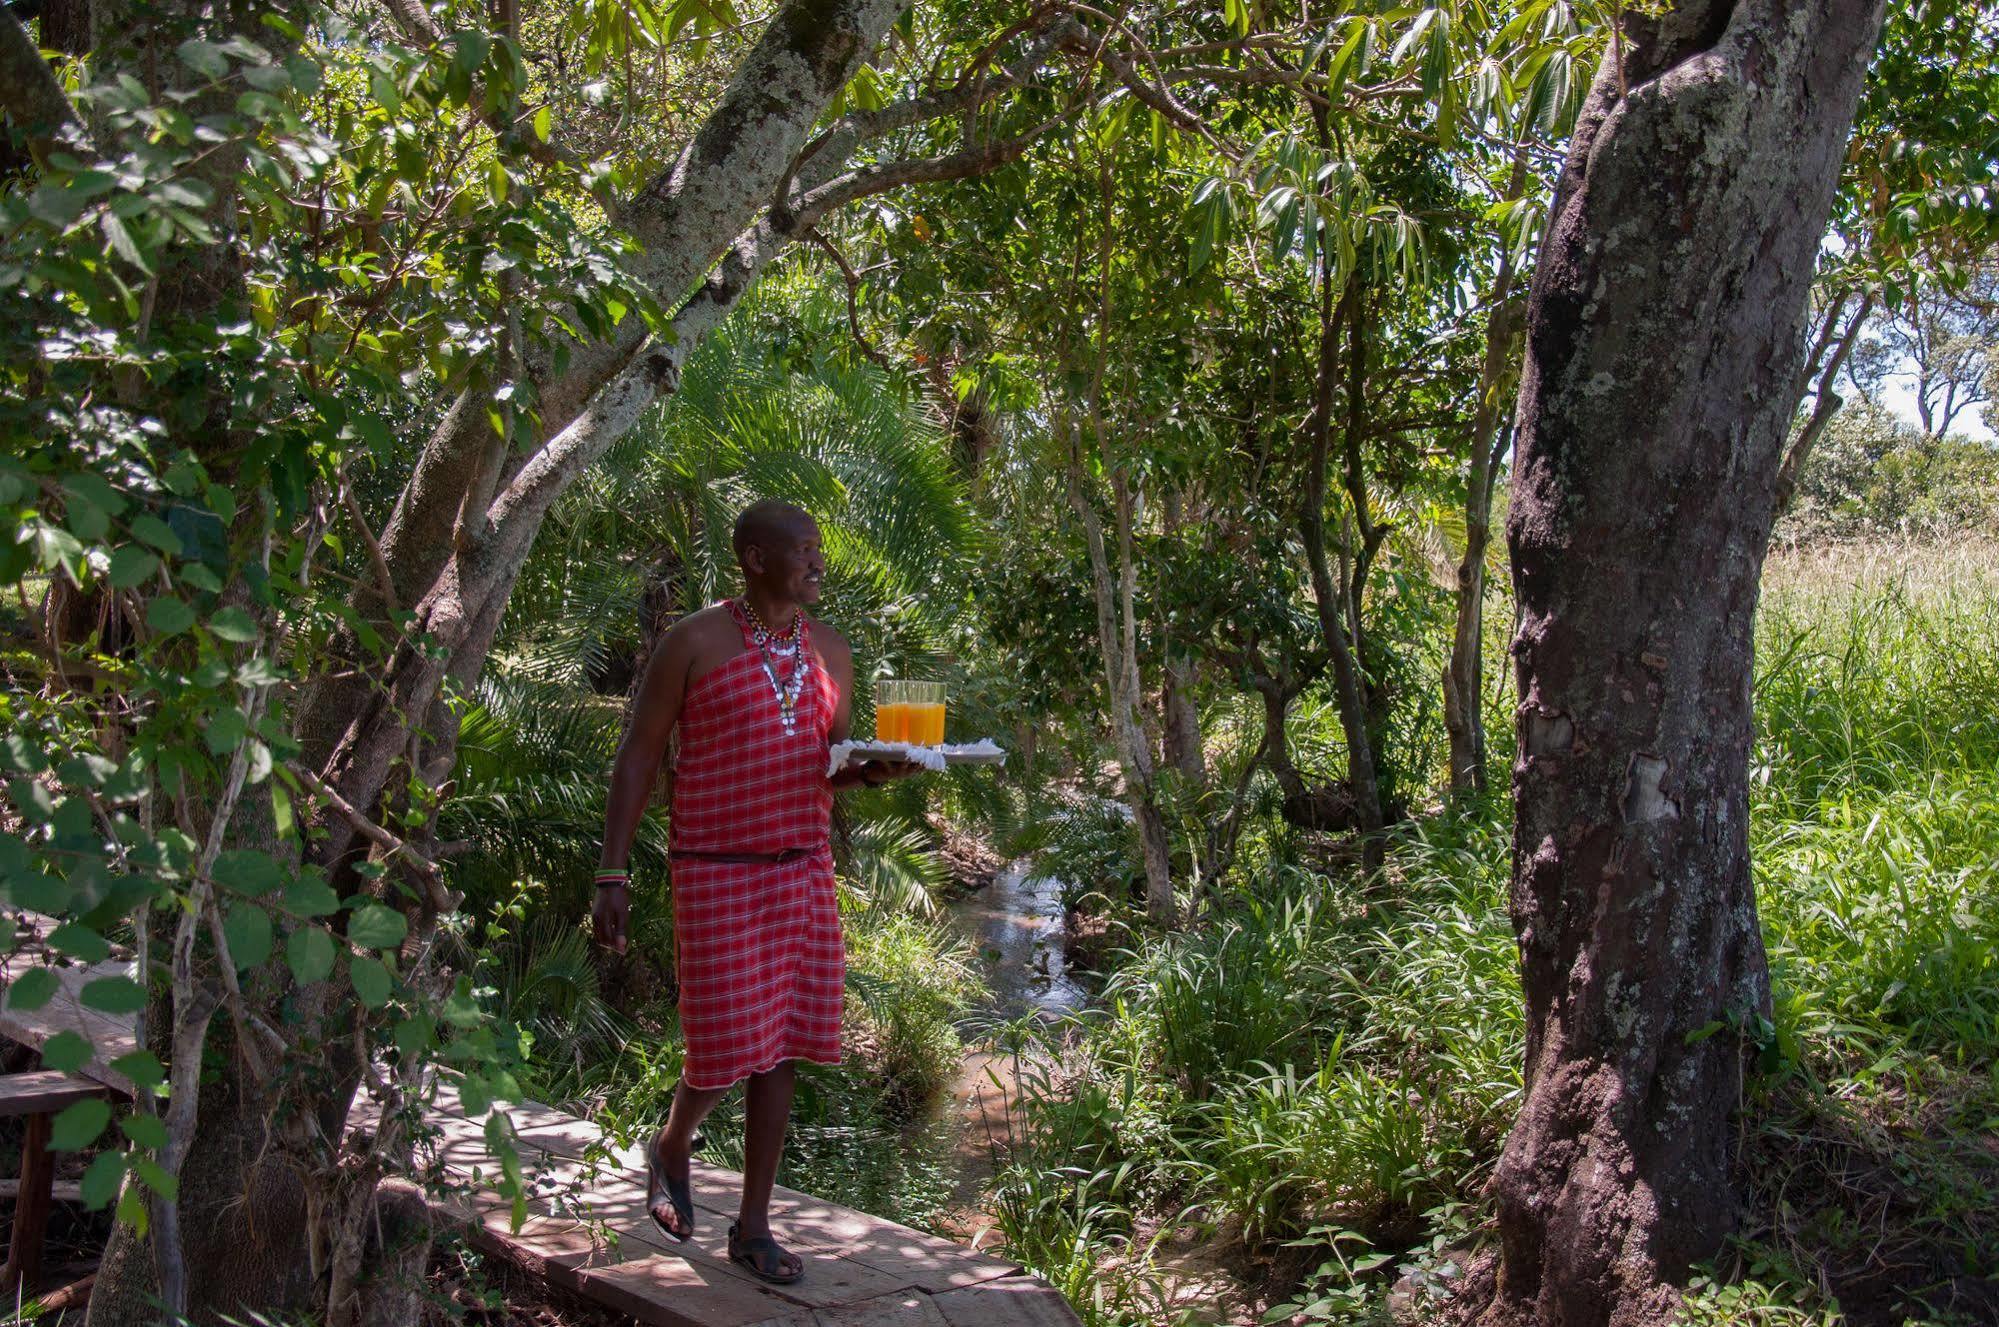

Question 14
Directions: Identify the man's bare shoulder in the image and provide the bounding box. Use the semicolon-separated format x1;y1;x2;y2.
658;604;743;677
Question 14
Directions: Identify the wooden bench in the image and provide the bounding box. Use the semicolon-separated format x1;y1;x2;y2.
0;1069;116;1292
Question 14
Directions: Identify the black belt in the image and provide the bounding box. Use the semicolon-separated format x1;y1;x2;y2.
669;847;820;865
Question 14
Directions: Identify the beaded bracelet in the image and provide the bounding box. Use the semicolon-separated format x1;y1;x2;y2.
594;869;631;890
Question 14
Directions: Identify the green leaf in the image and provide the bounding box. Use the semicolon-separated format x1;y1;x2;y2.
532;105;552;142
40;1030;91;1073
393;1012;435;1058
458;1073;491;1117
176;38;231;78
121;1112;168;1149
348;903;408;951
47;923;111;963
50;1098;111;1151
7;968;59;1011
117;1181;149;1234
211;849;281;895
81;1151;126;1208
208;605;259;643
283;874;340;917
130;514;182;556
80;976;147;1014
101;211;151;273
286;925;335;984
452;30;491;74
350;955;392;1008
109;1050;166;1090
223;903;272;968
106;545;159;589
146;597;196;636
204;706;248;754
134;1156;178;1200
0;734;47;775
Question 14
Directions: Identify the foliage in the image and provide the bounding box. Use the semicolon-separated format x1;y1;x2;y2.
1778;403;1999;544
993;548;1999;1325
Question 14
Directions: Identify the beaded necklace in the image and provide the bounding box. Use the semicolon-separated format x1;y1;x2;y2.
740;599;810;735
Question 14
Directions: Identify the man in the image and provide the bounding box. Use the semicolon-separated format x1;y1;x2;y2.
591;499;917;1285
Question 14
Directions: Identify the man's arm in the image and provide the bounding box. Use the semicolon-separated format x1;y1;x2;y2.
600;626;694;870
819;628;921;789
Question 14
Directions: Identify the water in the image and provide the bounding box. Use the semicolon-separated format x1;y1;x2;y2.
933;862;1087;1239
948;862;1088;1022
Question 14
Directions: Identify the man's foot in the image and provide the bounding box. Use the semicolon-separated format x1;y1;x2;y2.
647;1128;695;1242
728;1220;804;1284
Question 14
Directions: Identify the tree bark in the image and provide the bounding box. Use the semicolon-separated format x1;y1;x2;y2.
1488;2;1884;1324
1068;452;1176;927
1445;147;1529;798
1298;268;1385;870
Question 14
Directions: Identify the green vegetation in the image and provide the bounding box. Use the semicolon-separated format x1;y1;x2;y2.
987;546;1999;1326
2;0;1995;1319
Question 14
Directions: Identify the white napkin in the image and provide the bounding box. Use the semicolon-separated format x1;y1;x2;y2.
827;741;948;778
826;738;1009;778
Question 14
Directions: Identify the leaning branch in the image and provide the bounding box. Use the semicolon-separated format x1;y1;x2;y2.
289;762;458;912
1775;292;1874;512
793;15;1082;189
0;6;87;166
482;124;1062;553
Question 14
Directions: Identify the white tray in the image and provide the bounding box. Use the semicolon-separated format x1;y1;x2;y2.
828;740;1007;776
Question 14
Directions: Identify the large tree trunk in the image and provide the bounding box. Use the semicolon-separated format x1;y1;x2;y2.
1488;3;1883;1324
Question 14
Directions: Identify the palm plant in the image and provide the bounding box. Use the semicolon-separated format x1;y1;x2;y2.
504;266;977;692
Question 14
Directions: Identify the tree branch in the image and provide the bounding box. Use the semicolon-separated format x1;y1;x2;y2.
1775;292;1874;512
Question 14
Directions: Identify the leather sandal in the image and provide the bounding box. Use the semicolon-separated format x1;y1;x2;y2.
728;1220;804;1284
646;1132;695;1243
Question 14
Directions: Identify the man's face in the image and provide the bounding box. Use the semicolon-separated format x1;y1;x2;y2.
749;519;826;604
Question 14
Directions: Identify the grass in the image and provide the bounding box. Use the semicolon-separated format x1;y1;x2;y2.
991;540;1999;1326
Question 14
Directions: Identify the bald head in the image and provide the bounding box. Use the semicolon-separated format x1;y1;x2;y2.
733;499;814;564
733;499;826;606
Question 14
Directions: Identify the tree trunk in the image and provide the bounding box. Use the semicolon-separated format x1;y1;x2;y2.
1298;269;1385;870
1162;652;1205;785
1068;453;1176;927
1488;3;1884;1324
1445;148;1529;798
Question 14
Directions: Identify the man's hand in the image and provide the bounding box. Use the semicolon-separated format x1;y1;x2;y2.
862;758;927;783
592;882;630;954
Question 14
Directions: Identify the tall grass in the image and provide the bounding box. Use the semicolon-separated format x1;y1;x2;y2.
996;541;1999;1326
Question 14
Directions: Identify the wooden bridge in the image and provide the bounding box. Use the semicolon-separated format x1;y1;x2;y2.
0;911;1080;1325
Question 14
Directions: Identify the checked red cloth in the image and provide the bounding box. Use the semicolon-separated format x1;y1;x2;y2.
668;600;844;1091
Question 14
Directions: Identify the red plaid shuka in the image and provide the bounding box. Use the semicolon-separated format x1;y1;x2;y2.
669;600;844;1091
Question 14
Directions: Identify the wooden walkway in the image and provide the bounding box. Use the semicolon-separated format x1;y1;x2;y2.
0;912;1081;1325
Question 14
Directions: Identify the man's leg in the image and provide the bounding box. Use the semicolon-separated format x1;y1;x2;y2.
651;1079;727;1237
735;1061;803;1276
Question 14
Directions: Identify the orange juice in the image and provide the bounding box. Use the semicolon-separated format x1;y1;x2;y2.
874;703;909;743
911;702;945;745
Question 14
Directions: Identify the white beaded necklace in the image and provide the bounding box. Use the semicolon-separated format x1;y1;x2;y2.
741;600;809;735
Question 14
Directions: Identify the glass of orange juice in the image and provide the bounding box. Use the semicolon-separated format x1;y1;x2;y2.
874;679;909;743
907;680;946;746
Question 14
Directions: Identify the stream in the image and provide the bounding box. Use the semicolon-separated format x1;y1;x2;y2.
947;861;1089;1022
934;861;1088;1238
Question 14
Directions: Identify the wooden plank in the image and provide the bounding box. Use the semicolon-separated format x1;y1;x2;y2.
0;1070;113;1117
822;1234;1021;1296
564;1180;922;1310
570;1252;802;1327
933;1276;1082;1327
0;945;138;1096
807;1290;950;1326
